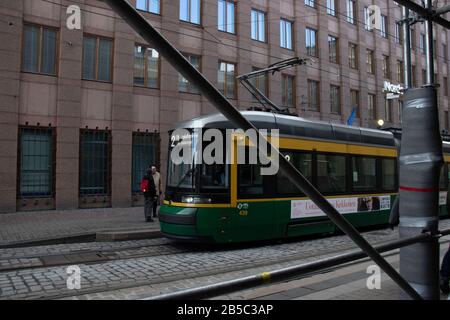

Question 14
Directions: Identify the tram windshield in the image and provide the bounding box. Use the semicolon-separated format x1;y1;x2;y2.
167;129;230;193
167;130;197;190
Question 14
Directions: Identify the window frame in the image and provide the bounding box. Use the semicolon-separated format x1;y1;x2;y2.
179;0;202;25
133;44;161;89
179;53;201;94
82;34;114;83
218;60;237;99
305;27;318;57
21;22;59;76
218;0;236;34
281;74;296;107
280;18;294;50
17;126;56;198
136;0;161;15
328;35;339;64
251;9;267;43
307;79;320;111
78;129;112;197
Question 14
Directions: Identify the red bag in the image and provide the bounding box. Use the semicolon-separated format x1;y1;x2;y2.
140;178;149;193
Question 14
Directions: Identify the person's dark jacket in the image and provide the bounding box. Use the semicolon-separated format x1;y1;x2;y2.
143;172;157;198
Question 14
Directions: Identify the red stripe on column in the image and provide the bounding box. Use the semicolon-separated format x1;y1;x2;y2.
399;186;439;193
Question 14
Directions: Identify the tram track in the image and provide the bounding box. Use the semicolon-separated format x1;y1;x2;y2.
2;220;449;300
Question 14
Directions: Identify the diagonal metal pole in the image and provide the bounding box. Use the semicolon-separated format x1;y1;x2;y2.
102;0;422;300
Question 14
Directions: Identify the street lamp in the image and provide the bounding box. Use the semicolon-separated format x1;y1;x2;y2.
377;119;385;129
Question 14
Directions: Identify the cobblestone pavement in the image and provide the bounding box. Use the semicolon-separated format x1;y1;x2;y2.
0;207;159;245
0;219;447;300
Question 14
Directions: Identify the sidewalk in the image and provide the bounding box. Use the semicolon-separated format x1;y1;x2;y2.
0;207;161;247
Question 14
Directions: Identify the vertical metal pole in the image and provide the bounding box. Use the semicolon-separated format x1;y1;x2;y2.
403;7;412;89
425;0;435;85
398;0;442;300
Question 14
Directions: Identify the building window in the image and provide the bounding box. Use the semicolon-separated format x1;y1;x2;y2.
305;0;316;8
327;0;336;16
306;28;318;57
444;77;448;96
328;35;338;63
443;43;448;61
398;100;403;123
180;0;201;24
218;61;236;99
420;33;426;54
422;68;427;84
282;75;295;107
134;45;159;88
367;50;375;74
218;0;235;33
22;24;58;75
380;15;388;38
307;80;319;111
79;130;111;196
179;54;200;93
251;9;266;42
384;98;392;122
348;43;358;69
280;19;293;50
346;0;356;24
18;127;54;197
367;93;376;120
350;89;359;117
83;35;113;82
250;67;268;101
397;60;404;83
382;55;390;79
136;0;160;14
412;65;417;87
330;85;340;114
395;22;403;44
132;132;159;194
410;28;416;50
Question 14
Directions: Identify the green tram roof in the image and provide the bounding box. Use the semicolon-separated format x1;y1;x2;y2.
173;111;397;148
173;111;450;153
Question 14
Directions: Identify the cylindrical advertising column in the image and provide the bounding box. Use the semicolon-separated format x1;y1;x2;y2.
399;87;443;300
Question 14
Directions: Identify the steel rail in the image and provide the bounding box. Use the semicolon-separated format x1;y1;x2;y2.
144;229;450;300
102;0;422;300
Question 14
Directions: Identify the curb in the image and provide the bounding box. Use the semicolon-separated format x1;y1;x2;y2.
0;228;163;249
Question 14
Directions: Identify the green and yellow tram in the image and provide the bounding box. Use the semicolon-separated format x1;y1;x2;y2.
159;111;450;243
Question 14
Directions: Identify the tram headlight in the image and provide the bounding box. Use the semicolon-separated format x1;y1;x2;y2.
181;196;212;204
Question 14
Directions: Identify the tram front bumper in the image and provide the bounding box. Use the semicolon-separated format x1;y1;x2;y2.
158;207;197;225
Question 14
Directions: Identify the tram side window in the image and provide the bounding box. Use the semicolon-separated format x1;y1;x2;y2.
440;164;448;190
238;164;263;195
382;158;396;191
277;152;312;194
317;154;346;193
352;156;377;191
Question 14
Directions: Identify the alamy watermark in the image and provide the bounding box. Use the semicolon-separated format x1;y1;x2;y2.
66;265;81;290
66;5;81;30
366;265;381;290
170;128;280;175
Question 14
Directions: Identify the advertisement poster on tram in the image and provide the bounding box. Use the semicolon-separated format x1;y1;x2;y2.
290;196;391;219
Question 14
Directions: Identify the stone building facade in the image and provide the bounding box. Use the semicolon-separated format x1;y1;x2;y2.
0;0;449;212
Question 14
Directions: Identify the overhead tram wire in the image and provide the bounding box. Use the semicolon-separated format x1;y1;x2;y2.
34;0;425;94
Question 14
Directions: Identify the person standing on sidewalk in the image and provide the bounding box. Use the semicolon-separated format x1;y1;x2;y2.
141;167;157;222
441;244;450;295
151;165;162;218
